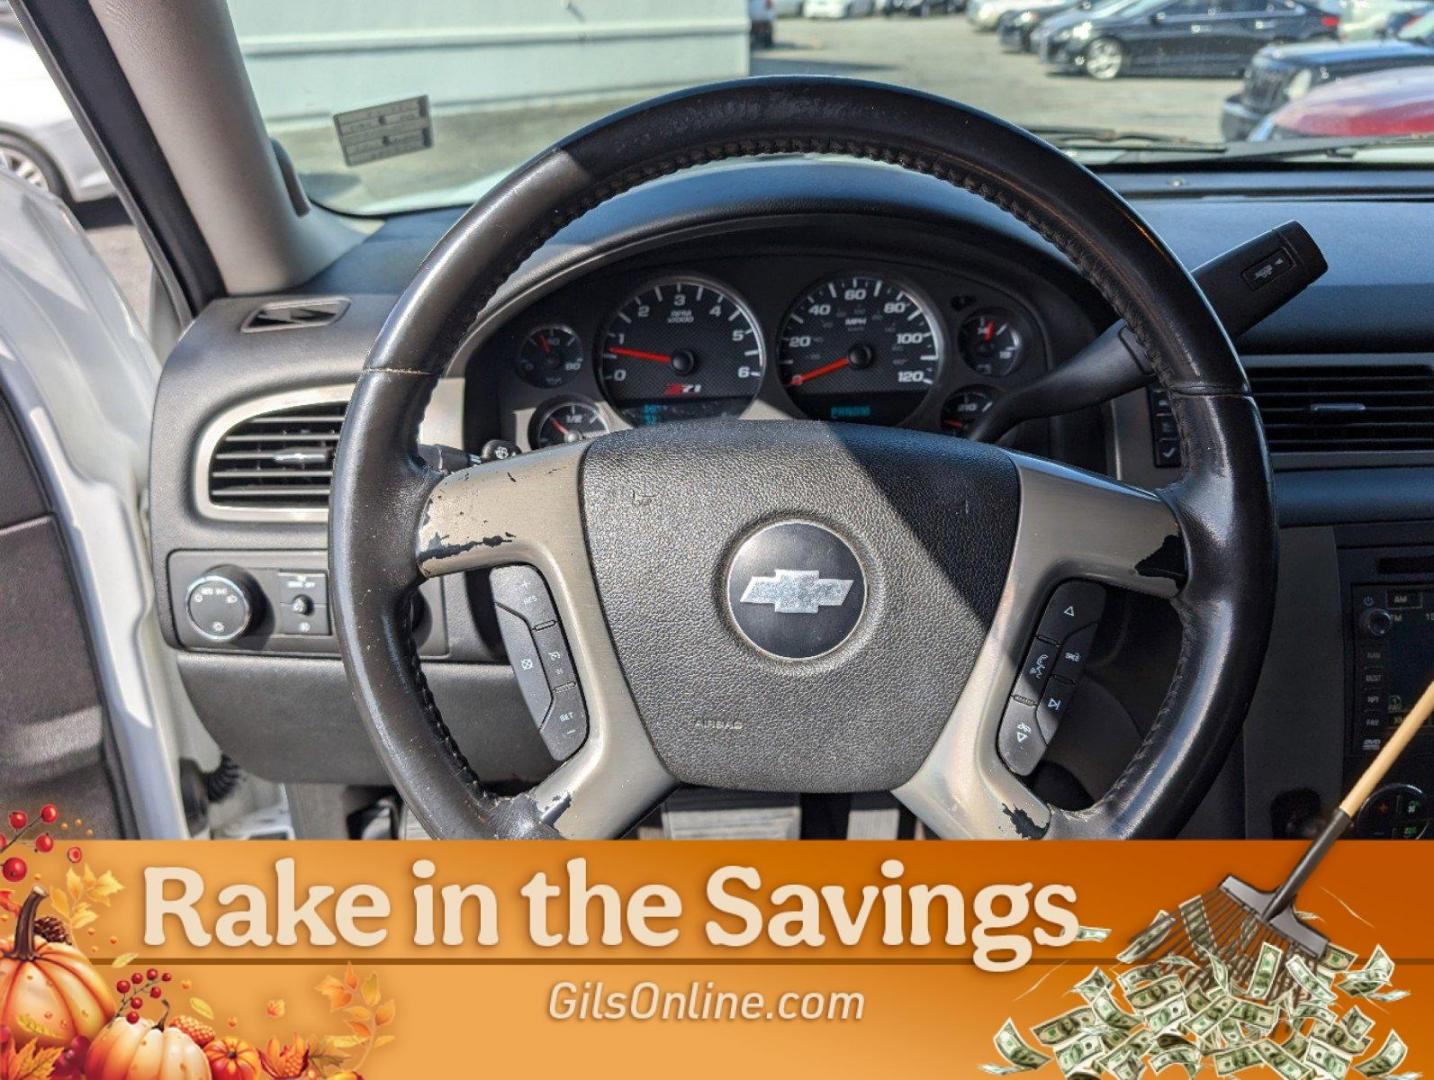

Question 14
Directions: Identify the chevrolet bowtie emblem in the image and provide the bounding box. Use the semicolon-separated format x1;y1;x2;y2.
739;569;854;615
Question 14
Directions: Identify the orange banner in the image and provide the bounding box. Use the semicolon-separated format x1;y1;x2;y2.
0;840;1429;1078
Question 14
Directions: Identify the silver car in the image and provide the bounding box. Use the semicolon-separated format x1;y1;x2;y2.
969;0;1045;27
0;20;113;204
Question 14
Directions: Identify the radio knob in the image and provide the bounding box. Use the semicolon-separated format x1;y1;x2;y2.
1359;607;1395;638
185;569;259;642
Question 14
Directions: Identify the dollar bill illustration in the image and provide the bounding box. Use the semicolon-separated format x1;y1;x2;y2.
1033;1006;1099;1047
1228;999;1279;1034
1151;1044;1201;1078
1056;1033;1107;1076
1073;968;1114;1002
1313;1020;1373;1057
1117;911;1175;964
1259;1038;1313;1080
1127;974;1184;1014
1090;990;1141;1035
1179;895;1218;952
1306;1036;1355;1079
1214;1044;1264;1075
1075;925;1111;942
1321;943;1359;973
983;906;1412;1080
1356;1032;1408;1078
1246;940;1285;1001
1288;955;1340;1005
983;1019;1053;1074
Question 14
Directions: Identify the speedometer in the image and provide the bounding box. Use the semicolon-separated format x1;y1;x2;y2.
597;277;765;426
777;274;943;425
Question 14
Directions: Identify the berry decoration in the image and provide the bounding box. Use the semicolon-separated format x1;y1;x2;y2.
40;804;58;823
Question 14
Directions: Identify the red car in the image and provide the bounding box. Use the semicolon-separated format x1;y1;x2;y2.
1255;66;1434;137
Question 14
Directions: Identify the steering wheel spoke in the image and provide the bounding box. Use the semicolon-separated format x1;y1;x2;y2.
894;452;1182;838
417;444;675;838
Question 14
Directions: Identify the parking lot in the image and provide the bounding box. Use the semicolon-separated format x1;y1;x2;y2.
760;14;1238;141
91;14;1241;318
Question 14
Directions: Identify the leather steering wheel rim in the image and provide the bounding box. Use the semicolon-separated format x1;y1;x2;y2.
329;76;1277;840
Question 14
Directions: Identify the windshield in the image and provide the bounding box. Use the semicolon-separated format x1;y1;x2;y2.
224;0;1434;215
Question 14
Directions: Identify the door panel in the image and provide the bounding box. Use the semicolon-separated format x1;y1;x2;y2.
0;396;128;835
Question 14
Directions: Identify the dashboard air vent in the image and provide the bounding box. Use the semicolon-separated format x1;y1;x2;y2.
207;400;347;509
241;297;349;332
1249;364;1434;453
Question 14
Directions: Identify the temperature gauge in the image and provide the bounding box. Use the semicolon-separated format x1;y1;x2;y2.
959;309;1026;377
516;325;585;389
532;400;609;448
941;387;997;438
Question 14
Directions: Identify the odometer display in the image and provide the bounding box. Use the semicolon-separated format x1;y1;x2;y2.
777;274;943;425
598;278;764;426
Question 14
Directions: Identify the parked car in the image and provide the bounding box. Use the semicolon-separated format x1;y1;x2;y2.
999;0;1100;50
0;23;113;204
751;0;777;45
1251;64;1434;135
1339;0;1428;38
1037;0;1339;78
1381;0;1434;33
969;0;1047;28
806;0;877;15
1221;8;1434;137
885;0;963;13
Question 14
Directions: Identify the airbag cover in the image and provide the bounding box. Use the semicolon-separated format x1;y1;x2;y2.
580;420;1019;791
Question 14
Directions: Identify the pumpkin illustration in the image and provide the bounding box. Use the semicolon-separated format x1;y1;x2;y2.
204;1036;261;1080
84;1015;208;1080
0;887;115;1050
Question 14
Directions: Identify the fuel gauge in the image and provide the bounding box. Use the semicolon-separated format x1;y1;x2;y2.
532;400;609;448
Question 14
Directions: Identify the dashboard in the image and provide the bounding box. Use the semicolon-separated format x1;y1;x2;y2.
485;254;1048;450
149;157;1434;840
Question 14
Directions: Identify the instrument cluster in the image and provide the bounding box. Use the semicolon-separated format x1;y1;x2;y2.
483;256;1047;452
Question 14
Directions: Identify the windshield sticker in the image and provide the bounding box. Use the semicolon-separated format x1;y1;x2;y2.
333;95;433;167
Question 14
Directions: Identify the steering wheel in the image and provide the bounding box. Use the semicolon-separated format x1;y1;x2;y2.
329;77;1276;840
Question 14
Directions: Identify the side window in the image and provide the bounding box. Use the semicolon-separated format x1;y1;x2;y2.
1162;0;1210;16
1210;0;1258;13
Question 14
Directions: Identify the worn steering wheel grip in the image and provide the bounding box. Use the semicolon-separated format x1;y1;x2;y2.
329;76;1278;840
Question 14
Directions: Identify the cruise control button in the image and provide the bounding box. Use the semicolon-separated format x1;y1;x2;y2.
533;623;576;688
1052;624;1097;683
1014;639;1059;704
1035;581;1106;644
541;684;588;761
998;699;1046;777
490;565;558;628
494;606;552;724
1037;676;1076;740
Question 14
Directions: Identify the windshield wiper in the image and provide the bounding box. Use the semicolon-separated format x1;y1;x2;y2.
1092;132;1434;165
1026;125;1225;153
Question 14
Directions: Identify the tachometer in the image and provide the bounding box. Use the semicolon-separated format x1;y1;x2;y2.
597;278;765;426
777;274;943;424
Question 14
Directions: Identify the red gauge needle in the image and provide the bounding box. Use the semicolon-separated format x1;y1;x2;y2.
786;356;850;388
608;346;672;364
536;332;551;354
548;418;572;438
